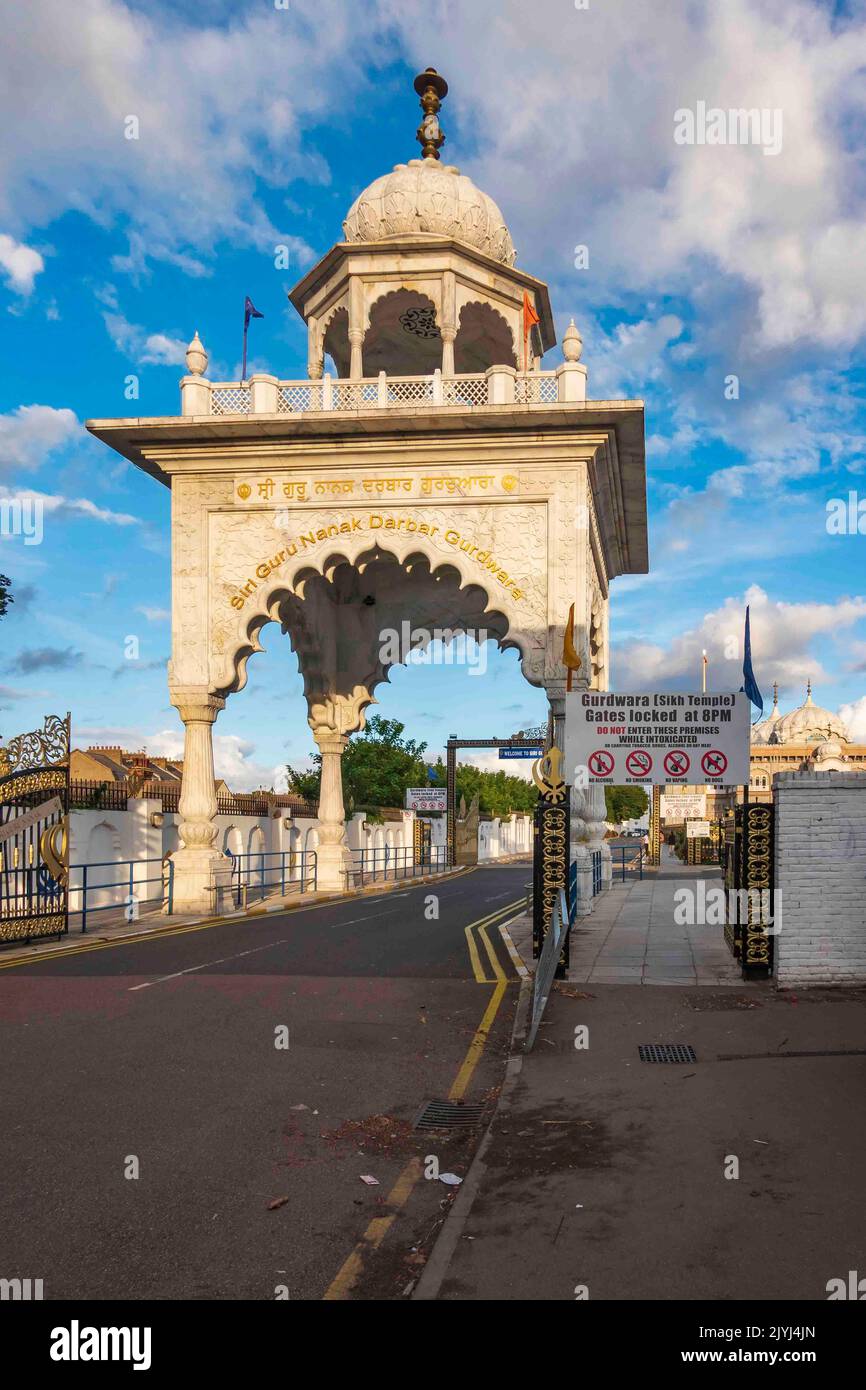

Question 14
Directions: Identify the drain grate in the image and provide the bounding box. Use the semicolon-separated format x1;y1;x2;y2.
639;1044;697;1064
413;1099;485;1131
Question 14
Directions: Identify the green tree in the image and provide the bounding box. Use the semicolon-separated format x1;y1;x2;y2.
286;715;428;810
604;785;649;825
0;574;12;618
285;724;539;815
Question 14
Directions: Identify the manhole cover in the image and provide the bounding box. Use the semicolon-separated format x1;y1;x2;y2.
413;1099;485;1131
638;1044;697;1064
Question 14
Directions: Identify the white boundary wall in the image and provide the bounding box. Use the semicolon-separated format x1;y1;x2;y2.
68;804;531;911
774;771;866;986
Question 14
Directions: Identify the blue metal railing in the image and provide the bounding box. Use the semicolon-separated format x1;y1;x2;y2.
69;858;174;934
345;843;447;888
225;849;317;905
591;850;602;896
610;845;645;882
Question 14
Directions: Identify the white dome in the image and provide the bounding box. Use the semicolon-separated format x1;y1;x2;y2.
770;688;849;746
343;158;517;267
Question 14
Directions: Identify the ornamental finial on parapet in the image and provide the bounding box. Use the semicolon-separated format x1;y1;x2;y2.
185;330;208;377
414;67;448;160
563;319;583;362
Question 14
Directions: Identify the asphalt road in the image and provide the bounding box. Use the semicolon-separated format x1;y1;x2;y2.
0;865;526;1301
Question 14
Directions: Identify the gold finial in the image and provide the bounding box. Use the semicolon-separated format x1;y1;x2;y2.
772;680;779;709
805;678;813;705
414;67;448;159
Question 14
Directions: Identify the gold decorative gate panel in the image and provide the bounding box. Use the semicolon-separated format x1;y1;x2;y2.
0;714;70;943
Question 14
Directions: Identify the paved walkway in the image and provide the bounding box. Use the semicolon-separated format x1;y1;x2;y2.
507;847;742;986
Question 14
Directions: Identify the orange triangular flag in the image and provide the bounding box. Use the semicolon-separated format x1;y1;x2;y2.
563;602;581;692
522;290;540;371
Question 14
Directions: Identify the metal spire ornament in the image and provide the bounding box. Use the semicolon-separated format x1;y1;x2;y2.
414;67;448;159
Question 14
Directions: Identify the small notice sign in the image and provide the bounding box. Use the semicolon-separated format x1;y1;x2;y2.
686;820;712;839
564;691;750;787
405;788;447;812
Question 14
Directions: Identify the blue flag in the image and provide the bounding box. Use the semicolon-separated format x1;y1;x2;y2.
740;605;763;717
426;765;438;782
244;296;264;329
242;297;264;381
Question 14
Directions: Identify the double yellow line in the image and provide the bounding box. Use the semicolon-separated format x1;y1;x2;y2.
324;897;523;1301
463;897;524;984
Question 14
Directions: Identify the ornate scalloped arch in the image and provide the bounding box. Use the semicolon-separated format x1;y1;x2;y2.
211;539;546;702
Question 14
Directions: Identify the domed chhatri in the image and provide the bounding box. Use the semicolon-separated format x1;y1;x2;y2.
344;67;516;267
751;680;781;744
291;66;558;382
343;158;517;268
768;681;850;747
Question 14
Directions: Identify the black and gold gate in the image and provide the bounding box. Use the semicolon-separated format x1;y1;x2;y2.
531;746;570;975
722;801;774;979
413;815;432;869
0;714;70;945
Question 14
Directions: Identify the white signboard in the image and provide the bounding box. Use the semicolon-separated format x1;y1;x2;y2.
405;787;447;812
660;793;706;821
686;819;712;839
564;691;750;788
0;796;63;845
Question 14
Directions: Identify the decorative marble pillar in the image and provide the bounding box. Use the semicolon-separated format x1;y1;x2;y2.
349;277;365;380
311;724;354;891
441;269;456;376
307;315;324;380
170;690;233;914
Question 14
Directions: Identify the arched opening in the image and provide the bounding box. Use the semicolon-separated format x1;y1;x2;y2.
322;307;349;378
454;301;516;374
364;289;441;377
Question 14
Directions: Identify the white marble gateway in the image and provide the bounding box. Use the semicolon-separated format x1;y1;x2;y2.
87;71;648;911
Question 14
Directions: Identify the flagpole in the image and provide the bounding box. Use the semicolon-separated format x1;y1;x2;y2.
242;314;249;384
702;649;707;693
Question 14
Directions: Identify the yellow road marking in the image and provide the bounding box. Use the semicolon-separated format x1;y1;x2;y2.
325;895;522;1300
322;1158;423;1301
449;980;508;1102
463;898;524;982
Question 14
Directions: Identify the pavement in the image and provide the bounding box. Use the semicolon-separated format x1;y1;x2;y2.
416;852;866;1301
507;847;743;986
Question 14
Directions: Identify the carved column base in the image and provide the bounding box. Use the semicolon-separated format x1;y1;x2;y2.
314;840;355;894
170;847;234;916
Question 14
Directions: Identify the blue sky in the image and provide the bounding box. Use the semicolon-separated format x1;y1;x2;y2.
1;0;865;787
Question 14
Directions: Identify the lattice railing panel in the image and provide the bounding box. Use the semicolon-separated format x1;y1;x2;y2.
332;382;379;410
515;374;558;405
277;384;323;413
442;375;489;407
212;387;252;415
386;378;435;405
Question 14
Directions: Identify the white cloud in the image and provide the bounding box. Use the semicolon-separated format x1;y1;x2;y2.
614;585;866;696
103;309;187;365
0;405;80;475
136;606;170;622
839;696;866;743
0;0;368;279
0;233;44;293
0;484;138;526
78;724;278;792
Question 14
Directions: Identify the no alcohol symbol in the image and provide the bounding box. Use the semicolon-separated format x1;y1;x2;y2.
664;749;690;777
701;749;728;778
588;749;615;778
625;749;653;778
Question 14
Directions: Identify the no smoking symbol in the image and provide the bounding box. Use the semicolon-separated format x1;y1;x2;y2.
588;750;615;778
701;749;728;778
625;749;652;777
664;749;690;777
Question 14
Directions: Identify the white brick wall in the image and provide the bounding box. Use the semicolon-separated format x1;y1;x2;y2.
774;772;866;986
